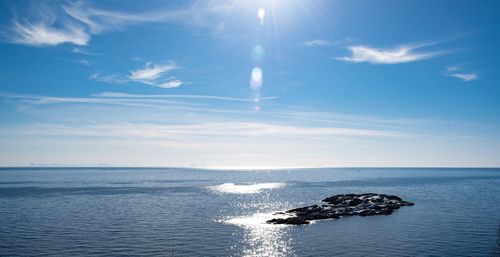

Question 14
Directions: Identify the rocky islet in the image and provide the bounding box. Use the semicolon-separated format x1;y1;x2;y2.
267;193;414;225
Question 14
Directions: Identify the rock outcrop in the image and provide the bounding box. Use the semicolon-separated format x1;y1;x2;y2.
267;193;414;225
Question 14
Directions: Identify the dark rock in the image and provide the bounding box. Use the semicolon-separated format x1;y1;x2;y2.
267;193;414;225
286;205;320;214
267;217;310;225
403;201;415;206
386;195;402;201
348;198;362;206
358;209;377;216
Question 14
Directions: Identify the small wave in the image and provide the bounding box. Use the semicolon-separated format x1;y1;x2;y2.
207;183;285;194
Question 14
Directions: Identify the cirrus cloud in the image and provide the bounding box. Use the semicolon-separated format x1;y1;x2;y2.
3;1;233;47
336;43;444;64
91;61;185;89
443;65;478;82
304;39;332;47
447;73;478;82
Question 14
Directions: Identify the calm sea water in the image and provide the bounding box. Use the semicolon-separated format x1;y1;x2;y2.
0;168;499;256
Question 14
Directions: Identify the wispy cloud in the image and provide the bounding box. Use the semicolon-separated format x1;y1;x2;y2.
0;91;276;109
91;61;185;89
72;47;99;56
336;43;443;64
128;62;182;88
95;92;278;102
129;63;175;81
443;65;478;82
0;91;406;142
447;73;478;82
76;59;91;66
0;122;400;140
0;91;426;132
1;90;497;167
154;80;183;89
4;1;232;47
0;120;406;168
304;39;332;47
10;20;90;47
90;73;128;85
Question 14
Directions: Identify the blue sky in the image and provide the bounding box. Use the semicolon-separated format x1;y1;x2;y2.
0;0;499;168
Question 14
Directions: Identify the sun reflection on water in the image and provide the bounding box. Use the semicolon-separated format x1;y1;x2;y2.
223;212;294;257
207;182;285;194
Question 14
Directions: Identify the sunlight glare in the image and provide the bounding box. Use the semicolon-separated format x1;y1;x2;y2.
223;211;293;256
257;8;265;26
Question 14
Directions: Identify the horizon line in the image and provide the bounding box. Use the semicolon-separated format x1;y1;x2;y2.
0;166;499;170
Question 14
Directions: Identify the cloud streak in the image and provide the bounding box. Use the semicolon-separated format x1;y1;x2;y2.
336;43;443;64
128;62;183;88
0;91;277;109
95;92;278;102
90;73;128;85
443;65;478;82
0;91;427;132
129;63;177;81
72;47;99;55
91;61;185;89
447;73;478;82
0;122;400;140
304;39;331;47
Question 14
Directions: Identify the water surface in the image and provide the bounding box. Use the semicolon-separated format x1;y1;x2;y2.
0;168;499;256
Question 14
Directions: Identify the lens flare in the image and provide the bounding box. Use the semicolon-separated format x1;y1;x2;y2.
257;8;265;26
250;67;263;91
252;45;265;61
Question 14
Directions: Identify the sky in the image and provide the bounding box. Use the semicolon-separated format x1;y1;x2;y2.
0;0;499;168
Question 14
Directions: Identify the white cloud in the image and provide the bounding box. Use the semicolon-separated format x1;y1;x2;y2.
4;1;233;47
447;73;478;82
336;43;442;64
128;62;184;88
129;62;177;81
443;65;478;82
304;39;331;47
91;62;185;89
156;80;183;89
11;21;89;46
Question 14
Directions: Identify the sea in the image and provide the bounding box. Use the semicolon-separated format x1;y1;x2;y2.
0;168;499;257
